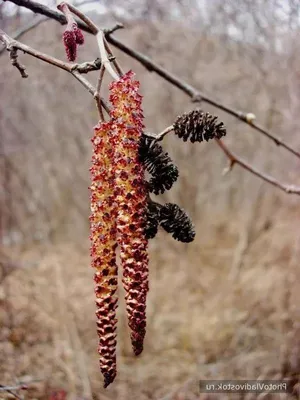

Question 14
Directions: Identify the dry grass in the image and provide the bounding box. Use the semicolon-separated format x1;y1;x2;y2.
1;208;299;399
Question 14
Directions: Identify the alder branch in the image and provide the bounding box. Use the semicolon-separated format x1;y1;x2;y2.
9;46;28;77
216;139;300;195
4;0;300;159
0;16;47;55
144;125;174;141
2;0;300;195
4;0;92;32
95;64;106;121
63;1;98;34
0;1;102;55
0;29;110;113
106;34;300;160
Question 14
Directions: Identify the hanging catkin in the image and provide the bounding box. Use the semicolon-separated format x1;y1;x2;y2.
90;120;118;388
109;71;149;356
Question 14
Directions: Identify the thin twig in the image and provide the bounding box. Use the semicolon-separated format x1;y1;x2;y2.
96;30;119;80
0;29;111;114
95;64;106;121
63;2;98;34
71;58;102;73
216;139;300;195
0;29;72;72
57;1;76;27
144;125;174;141
104;37;124;77
104;35;300;160
8;47;28;78
0;0;101;55
103;23;124;36
4;0;92;33
59;1;120;79
0;16;47;55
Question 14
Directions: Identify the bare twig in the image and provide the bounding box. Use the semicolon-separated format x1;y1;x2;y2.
60;1;121;79
105;34;300;160
95;64;106;121
62;1;98;34
4;0;92;33
147;125;174;141
96;30;119;79
103;23;124;36
0;29;111;113
0;0;101;55
8;46;28;78
104;38;123;77
216;139;300;195
0;16;47;55
0;28;73;72
71;58;102;73
57;1;76;27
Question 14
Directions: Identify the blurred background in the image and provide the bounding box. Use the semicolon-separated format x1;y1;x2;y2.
1;0;300;399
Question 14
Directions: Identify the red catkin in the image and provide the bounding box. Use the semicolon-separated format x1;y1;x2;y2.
62;29;77;62
109;71;149;356
62;23;84;61
90;121;118;387
73;24;84;45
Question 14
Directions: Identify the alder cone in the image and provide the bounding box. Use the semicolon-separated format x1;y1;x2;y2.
139;136;179;194
173;109;226;143
160;203;195;243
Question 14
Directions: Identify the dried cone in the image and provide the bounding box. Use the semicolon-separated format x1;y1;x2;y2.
110;71;149;356
173;109;226;143
139;136;179;194
159;203;195;243
90;120;118;387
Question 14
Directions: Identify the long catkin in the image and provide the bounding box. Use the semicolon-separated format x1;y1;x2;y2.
90;120;118;387
110;71;149;356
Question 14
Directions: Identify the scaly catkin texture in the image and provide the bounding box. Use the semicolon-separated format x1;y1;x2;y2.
109;71;149;356
90;121;118;388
